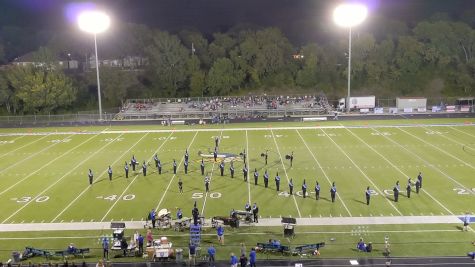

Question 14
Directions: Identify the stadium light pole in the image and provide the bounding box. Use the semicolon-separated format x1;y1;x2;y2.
78;10;110;121
333;3;367;113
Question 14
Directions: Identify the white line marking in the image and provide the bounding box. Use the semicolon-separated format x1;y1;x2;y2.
100;132;173;222
0;134;75;175
398;127;475;171
270;129;301;217
296;129;352;216
245;130;251;204
201;129;224;216
345;127;454;215
1;134;125;223
1;122;472;137
0;133;101;196
51;132;152;222
449;126;475;140
373;127;475;195
320;128;403;216
155;131;199;212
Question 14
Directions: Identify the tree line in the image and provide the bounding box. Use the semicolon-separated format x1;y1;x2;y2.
0;12;474;114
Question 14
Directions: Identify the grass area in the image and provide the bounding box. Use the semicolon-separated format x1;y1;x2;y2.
0;119;474;262
0;224;473;262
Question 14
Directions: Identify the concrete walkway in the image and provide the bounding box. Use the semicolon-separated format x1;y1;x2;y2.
0;215;463;232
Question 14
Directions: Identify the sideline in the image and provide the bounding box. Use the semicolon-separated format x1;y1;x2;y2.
0;215;462;232
0;122;473;136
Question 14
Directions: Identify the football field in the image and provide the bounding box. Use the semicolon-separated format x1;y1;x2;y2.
0;119;474;226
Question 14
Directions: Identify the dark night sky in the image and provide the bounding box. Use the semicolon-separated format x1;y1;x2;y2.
1;0;474;44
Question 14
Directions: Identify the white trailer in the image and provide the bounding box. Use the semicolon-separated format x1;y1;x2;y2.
338;96;375;111
396;97;427;110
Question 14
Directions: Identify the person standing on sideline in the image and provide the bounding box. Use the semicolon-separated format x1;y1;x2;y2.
264;150;268;165
213;147;218;162
124;162;129;178
220;161;225;176
230;161;235;178
137;234;144;255
188;241;196;266
142;161;147;176
88;169;94;185
243;165;248;181
463;212;471;231
201;159;205;175
289;178;294;195
207;244;216;267
275;172;281;191
184;160;189;174
149;209;156;228
290;152;294;167
239;253;247;267
178;178;183;193
102;237;109;260
205;175;210;192
173;159;177;174
330;182;337;202
417;172;423;188
217;225;224;245
177;208;183;219
365;186;371;205
252;203;259;223
249;248;256;267
393;181;400;202
253;168;259;185
302;179;307;198
315;181;320;200
108;166;113;180
185;149;189;162
230;253;238;267
215;136;219;147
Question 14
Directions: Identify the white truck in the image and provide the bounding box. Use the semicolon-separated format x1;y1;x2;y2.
338;96;376;111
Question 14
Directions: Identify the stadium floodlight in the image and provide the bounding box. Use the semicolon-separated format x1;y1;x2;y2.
78;10;110;121
333;3;368;113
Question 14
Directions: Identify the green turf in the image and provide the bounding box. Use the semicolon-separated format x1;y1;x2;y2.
0;224;473;262
0;119;474;262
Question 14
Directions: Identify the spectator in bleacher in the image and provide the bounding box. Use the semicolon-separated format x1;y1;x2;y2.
188;241;196;266
120;237;128;257
146;229;153;247
137;234;144;255
230;253;238;267
239;253;248;267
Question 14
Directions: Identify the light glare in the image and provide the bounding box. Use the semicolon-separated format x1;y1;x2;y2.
78;10;110;34
333;3;368;28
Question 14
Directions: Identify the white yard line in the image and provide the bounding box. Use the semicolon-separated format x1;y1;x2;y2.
398;127;475;171
270;129;302;217
0;134;75;175
0;133;100;196
320;128;403;216
449;125;475;139
51;132;152;223
1;122;473;137
372;127;475;196
296;129;352;217
0;135;28;158
100;132;173;222
200;129;224;216
245;130;251;204
1;134;125;224
345;127;454;215
155;131;199;212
